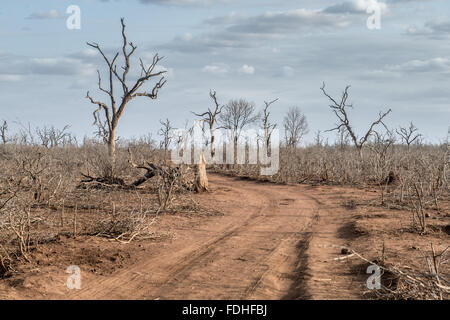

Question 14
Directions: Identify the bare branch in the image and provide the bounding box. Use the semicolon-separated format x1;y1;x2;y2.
191;90;225;157
397;122;422;150
283;106;308;148
85;18;167;175
321;82;392;157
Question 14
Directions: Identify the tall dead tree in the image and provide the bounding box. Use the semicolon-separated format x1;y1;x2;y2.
86;18;167;177
320;83;391;158
283;106;308;148
0;120;8;144
219;98;259;147
261;99;278;150
192;90;224;158
396;122;422;151
158;118;174;163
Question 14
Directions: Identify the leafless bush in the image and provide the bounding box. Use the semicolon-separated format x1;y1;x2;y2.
215;139;449;224
412;182;427;234
35;125;73;148
367;130;396;205
128;148;195;212
94;207;157;243
363;244;450;300
0;144;79;274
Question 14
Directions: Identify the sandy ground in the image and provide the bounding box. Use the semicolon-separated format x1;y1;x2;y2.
0;173;448;300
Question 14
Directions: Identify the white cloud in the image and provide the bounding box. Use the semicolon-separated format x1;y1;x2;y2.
182;33;193;41
138;0;227;5
201;64;229;74
281;66;295;78
0;74;23;82
407;20;450;39
323;0;388;15
204;12;248;25
82;49;99;57
27;9;60;20
0;54;97;78
238;64;255;74
153;65;175;78
30;58;96;76
364;57;450;79
163;8;352;52
272;48;280;54
387;57;450;73
228;9;351;35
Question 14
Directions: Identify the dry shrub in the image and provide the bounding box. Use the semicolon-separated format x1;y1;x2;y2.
364;245;450;300
0;145;76;275
93;208;157;243
214;141;449;234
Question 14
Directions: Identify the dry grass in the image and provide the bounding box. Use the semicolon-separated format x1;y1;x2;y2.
0;139;206;277
0;128;448;299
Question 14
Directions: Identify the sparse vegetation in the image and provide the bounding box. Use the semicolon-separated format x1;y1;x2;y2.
0;15;447;301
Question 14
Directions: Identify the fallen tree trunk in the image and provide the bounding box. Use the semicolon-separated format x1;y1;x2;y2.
80;149;209;193
129;163;159;187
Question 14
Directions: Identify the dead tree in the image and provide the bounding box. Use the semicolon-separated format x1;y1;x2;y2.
128;148;206;195
219;98;259;147
192;90;224;158
158;118;174;162
337;126;350;150
0;120;8;144
86;18;167;177
396;122;422;151
35;125;71;148
16;122;35;145
314;130;323;147
260;99;278;149
283;106;308;148
320;83;391;158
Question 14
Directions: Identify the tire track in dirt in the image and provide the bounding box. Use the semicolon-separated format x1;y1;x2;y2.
150;197;275;299
69;176;277;299
145;177;320;300
13;173;361;300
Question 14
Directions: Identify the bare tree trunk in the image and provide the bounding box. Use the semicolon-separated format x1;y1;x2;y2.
86;18;166;181
195;152;208;192
192;90;224;159
210;129;215;158
108;128;116;176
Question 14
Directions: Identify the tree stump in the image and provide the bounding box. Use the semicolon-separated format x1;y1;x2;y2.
195;152;209;192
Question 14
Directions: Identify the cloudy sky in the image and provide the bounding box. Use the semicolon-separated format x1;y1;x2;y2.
0;0;449;144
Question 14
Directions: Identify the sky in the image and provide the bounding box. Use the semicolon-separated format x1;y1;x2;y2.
0;0;449;144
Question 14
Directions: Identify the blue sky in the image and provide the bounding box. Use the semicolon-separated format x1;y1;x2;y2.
0;0;449;144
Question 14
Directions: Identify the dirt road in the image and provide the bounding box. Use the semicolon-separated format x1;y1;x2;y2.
0;173;364;299
2;173;448;300
63;173;360;300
